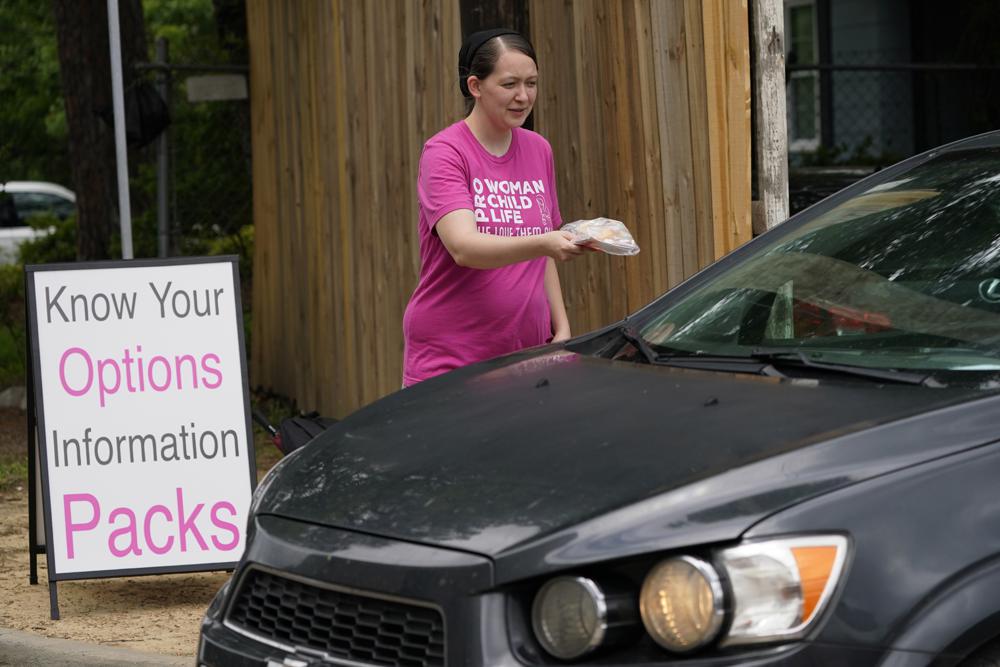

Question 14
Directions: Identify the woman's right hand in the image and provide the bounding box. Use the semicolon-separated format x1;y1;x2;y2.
542;230;587;261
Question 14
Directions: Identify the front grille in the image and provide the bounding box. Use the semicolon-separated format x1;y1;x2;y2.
226;567;446;666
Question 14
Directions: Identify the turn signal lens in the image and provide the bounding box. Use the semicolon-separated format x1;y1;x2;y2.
719;536;848;645
639;556;725;653
793;545;838;623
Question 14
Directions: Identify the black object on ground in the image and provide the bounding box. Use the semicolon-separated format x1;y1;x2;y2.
251;409;338;455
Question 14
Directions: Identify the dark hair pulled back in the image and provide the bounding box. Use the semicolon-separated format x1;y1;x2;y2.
459;32;537;114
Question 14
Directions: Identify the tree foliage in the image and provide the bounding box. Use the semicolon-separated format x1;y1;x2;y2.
0;1;69;185
137;0;252;258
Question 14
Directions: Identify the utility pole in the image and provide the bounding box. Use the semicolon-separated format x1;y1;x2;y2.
751;0;789;232
107;0;134;258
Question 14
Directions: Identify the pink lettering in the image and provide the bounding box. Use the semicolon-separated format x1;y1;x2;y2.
59;348;93;397
176;487;208;552
210;502;241;551
63;493;100;559
201;353;223;389
57;346;225;406
97;358;121;407
143;505;174;555
107;507;142;557
148;355;171;391
63;491;242;559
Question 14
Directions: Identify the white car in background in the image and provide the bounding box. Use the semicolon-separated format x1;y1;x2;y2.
0;181;75;264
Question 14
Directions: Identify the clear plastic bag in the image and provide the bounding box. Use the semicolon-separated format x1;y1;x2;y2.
561;217;640;256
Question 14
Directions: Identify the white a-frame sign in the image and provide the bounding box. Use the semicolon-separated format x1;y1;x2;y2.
25;257;256;619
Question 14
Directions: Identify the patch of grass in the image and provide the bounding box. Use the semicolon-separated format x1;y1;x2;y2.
0;456;27;490
0;263;26;389
0;325;25;388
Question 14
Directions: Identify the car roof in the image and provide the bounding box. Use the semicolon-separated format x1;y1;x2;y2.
0;181;76;202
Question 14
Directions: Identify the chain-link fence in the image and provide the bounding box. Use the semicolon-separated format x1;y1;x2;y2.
786;58;1000;213
788;60;1000;163
135;38;251;260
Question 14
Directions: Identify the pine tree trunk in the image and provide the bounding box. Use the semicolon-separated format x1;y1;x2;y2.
51;0;147;260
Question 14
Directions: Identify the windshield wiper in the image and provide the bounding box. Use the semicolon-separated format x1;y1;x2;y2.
615;325;786;376
747;347;934;386
617;325;659;364
614;325;933;385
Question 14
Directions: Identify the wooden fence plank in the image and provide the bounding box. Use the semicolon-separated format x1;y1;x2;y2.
701;0;729;262
682;0;714;269
726;0;753;251
248;0;276;388
331;0;355;416
606;2;639;316
655;0;699;281
631;0;667;301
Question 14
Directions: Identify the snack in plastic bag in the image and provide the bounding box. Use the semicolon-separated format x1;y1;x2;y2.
561;217;640;256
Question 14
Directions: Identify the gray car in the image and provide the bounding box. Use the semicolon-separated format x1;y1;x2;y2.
200;131;1000;666
0;181;75;264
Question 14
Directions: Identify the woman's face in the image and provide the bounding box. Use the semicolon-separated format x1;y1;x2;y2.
470;50;538;130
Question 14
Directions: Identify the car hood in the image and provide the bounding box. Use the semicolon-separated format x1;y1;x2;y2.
256;349;997;576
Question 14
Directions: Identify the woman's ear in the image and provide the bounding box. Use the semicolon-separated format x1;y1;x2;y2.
467;76;481;99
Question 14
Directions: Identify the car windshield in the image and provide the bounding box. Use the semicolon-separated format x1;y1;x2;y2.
639;146;1000;376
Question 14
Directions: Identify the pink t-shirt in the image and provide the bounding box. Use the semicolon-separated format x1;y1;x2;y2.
402;120;563;386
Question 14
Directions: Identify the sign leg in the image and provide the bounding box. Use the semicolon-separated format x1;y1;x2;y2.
48;581;60;620
26;286;39;586
28;447;37;585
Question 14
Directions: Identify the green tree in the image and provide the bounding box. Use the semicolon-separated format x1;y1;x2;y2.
0;1;70;185
144;0;251;245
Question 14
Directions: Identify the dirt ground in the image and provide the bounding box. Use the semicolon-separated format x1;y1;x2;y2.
0;406;283;657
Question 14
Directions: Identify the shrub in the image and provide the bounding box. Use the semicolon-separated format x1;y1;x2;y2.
0;263;25;388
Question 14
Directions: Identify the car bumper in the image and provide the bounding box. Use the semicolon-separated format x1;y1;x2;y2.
199;619;942;667
197;515;940;667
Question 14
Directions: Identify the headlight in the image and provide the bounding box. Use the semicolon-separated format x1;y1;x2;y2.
529;534;849;660
718;535;848;645
639;556;725;652
532;576;607;659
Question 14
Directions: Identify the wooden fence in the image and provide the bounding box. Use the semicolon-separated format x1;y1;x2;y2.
248;0;750;417
531;0;751;330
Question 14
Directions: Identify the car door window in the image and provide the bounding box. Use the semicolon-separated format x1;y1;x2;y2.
11;192;74;219
0;195;19;228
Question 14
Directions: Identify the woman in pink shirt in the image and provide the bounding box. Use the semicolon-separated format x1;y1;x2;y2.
402;29;585;387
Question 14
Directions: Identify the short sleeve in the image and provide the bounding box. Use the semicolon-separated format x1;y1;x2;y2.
418;141;474;231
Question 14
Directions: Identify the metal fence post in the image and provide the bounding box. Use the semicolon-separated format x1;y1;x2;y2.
156;36;170;257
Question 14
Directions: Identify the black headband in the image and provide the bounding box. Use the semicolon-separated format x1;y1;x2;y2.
458;28;522;98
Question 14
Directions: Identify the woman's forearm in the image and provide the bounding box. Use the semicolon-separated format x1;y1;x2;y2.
451;227;554;268
436;209;584;268
544;258;571;340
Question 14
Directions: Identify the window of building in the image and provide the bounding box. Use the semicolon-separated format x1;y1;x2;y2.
786;0;821;151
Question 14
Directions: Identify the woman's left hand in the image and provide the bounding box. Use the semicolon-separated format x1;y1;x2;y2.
552;327;571;343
